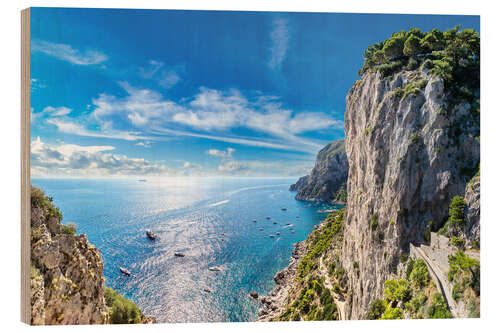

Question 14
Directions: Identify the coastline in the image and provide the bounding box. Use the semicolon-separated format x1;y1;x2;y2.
256;241;306;321
256;215;335;322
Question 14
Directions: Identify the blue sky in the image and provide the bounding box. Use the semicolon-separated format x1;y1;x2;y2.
30;8;479;178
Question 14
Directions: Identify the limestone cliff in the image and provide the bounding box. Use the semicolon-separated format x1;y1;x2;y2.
30;186;155;325
264;27;480;322
290;139;348;203
464;173;480;248
341;67;479;319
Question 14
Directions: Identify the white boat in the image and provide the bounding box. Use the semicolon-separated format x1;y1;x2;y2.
146;229;158;240
208;266;221;272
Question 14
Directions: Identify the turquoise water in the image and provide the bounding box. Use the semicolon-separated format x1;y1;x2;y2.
31;177;339;323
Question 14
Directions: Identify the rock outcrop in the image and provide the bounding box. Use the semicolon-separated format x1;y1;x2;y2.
464;174;480;248
340;68;479;319
256;242;307;321
30;186;155;325
30;188;108;325
290;139;348;203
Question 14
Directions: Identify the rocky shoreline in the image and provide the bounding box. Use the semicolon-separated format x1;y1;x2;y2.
256;241;306;321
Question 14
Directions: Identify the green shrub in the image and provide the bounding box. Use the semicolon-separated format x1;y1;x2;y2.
451;236;465;249
334;183;348;203
299;289;315;314
370;214;379;231
403;35;423;56
334;268;345;281
366;299;388;320
376;61;404;77
438;196;467;236
422;59;434;70
406;292;427;316
104;287;142;324
427;293;452;319
424;222;432;243
383;36;405;59
405;259;415;279
358;26;479;112
31;186;63;220
61;222;77;236
328;262;336;275
406;57;419;70
448;250;480;291
448;196;467;227
452;283;464;301
409;259;430;289
384;279;411;303
297;209;344;280
333;283;341;294
380;307;403;320
394;87;404;98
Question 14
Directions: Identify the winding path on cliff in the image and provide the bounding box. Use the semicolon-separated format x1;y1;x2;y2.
410;236;480;319
410;244;459;317
319;256;346;320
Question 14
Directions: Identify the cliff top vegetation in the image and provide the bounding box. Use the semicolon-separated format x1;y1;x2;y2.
358;26;479;101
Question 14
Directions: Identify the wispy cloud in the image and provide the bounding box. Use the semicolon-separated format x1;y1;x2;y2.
32;40;107;65
139;60;181;89
169;87;342;150
205;147;314;176
135;141;152;148
31;137;170;177
30;78;46;91
206;147;248;175
46;118;152;141
43;106;72;117
268;17;290;70
47;82;341;154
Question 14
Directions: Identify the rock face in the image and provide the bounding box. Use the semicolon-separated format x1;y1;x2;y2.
290;139;348;203
30;190;109;325
341;69;479;319
30;186;156;325
464;175;480;248
256;242;307;321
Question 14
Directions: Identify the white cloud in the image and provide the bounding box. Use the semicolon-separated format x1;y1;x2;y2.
31;137;170;177
46;118;151;141
204;146;314;176
92;81;184;128
32;40;107;65
206;147;250;175
217;160;249;174
158;71;181;89
31;78;46;90
139;60;164;79
43;106;72;117
139;60;181;89
135;141;152;148
206;147;235;160
170;87;342;149
50;82;341;154
268;17;290;70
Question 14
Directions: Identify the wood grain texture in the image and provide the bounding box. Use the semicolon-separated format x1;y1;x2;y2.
21;7;31;325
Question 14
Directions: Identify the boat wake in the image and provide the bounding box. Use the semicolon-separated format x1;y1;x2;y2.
209;199;229;207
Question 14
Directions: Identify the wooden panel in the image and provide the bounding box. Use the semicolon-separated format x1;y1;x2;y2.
20;7;31;325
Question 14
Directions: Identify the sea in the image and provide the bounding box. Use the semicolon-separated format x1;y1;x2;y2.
31;177;340;323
